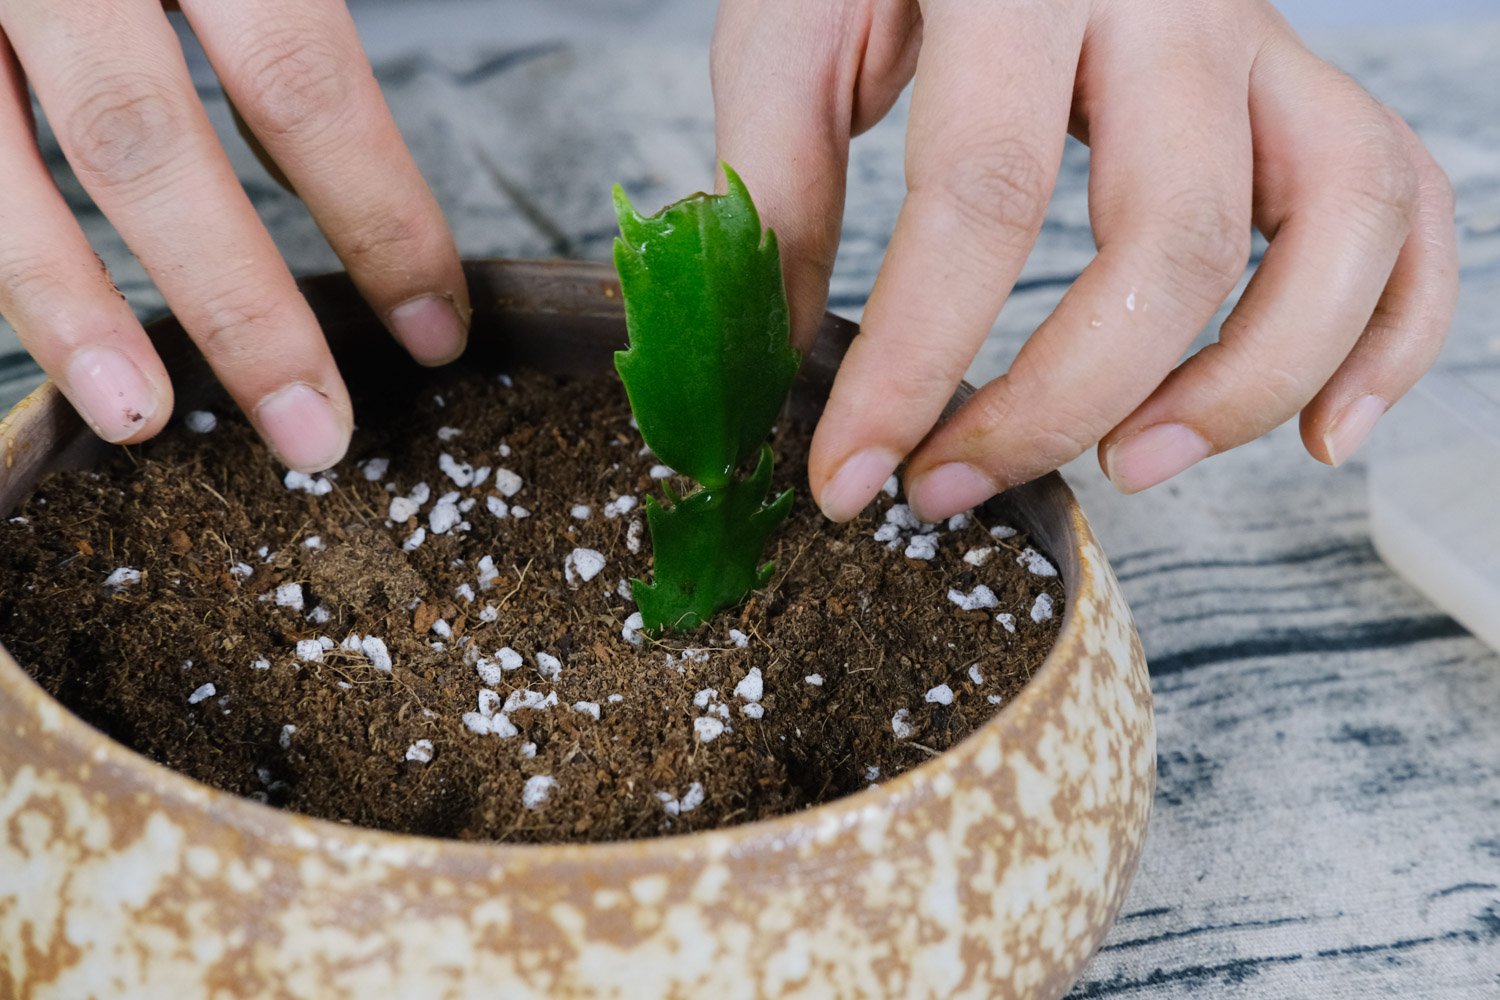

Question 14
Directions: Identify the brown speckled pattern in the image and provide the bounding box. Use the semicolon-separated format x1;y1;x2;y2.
0;262;1153;998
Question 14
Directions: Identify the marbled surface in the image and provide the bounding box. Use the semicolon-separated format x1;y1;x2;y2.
1;13;1497;998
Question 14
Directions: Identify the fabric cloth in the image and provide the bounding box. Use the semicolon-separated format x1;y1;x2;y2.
0;15;1496;997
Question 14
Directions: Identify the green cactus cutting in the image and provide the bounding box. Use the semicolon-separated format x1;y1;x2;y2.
613;164;800;631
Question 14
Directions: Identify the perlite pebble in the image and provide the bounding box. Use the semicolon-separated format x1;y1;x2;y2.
968;664;985;684
570;505;591;520
104;567;141;589
522;775;557;810
963;547;994;566
947;585;998;610
805;674;824;686
1017;547;1058;577
572;701;601;721
294;639;323;662
997;613;1017;633
498;647;523;671
279;724;296;748
503;689;557;713
733;668;763;702
603;495;637;518
361;636;392;671
404;740;434;763
437;426;462;441
743;703;765;719
904;535;939;560
1031;593;1055;622
274;583;304;611
389;496;420;521
925;684;955;705
694;717;726;742
185;410;217;433
621;612;645;646
485;496;508;519
493;469;523;497
361;458;389;481
188;683;216;705
252;658;270;671
536;652;562;681
882;475;900;498
283;470;333;495
403;528;426;551
891;709;915;739
990;524;1018;540
564;547;606;585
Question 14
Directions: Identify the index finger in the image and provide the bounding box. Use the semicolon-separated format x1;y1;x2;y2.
810;0;1083;522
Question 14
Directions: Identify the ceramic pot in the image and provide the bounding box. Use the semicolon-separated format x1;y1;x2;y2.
0;259;1154;999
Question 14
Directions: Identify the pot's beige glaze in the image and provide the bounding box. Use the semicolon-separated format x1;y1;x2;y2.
0;260;1154;999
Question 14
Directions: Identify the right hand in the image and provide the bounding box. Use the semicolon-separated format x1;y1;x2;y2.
0;0;469;471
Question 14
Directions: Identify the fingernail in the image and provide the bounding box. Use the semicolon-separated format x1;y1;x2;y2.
907;462;996;524
1323;394;1386;467
1106;423;1212;494
255;383;348;472
388;294;467;365
818;447;900;522
65;347;161;443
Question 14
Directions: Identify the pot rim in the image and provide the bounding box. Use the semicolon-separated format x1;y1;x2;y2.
0;257;1100;866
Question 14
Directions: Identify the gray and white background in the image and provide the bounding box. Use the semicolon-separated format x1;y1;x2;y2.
1;2;1497;996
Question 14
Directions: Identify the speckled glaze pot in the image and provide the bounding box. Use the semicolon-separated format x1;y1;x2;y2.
0;259;1153;999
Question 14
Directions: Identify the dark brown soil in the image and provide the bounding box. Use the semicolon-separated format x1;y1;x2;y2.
0;370;1062;843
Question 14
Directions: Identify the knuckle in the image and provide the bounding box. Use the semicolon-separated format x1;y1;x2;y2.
1340;125;1419;233
916;137;1052;248
1153;193;1251;304
338;209;441;276
235;30;354;139
61;75;184;189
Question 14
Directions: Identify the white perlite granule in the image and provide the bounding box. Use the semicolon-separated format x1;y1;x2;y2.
493;468;523;497
431;619;451;638
1031;593;1055;622
536;652;562;681
694;717;726;743
658;781;706;815
188;683;216;705
886;504;922;531
693;688;719;708
621;611;645;646
743;703;765;719
403;527;426;551
252;658;270;671
498;647;523;671
904;535;939;560
229;562;253;579
361;457;389;481
361;636;392;672
947;585;998;610
988;694;1005;705
279;724;296;749
969;664;985;685
503;689;558;713
891;708;915;739
947;512;970;531
564;547;606;585
185;410;217;433
649;464;673;479
404;740;434;763
104;567;141;589
572;701;601;721
477;555;499;590
519;742;537;759
522;775;557;810
437;426;462;441
865;765;881;781
805;673;824;686
306;604;330;624
963;547;994;566
283;470;333;495
389;495;421;522
294;639;323;662
429;492;463;534
603;495;637;518
733;667;763;702
997;613;1017;633
455;583;475;603
990;524;1018;540
476;659;503;686
510;505;530;519
882;475;900;498
925;684;955;705
570;505;591;520
626;519;644;554
728;628;749;648
1017;547;1057;576
617;579;633;601
274;583;304;611
478;605;499;622
485;496;508;519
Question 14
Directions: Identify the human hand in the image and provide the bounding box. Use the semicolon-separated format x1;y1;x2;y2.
712;0;1458;522
0;1;468;472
